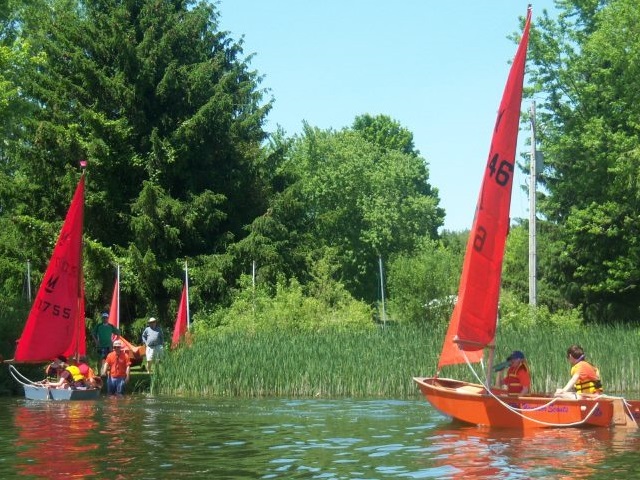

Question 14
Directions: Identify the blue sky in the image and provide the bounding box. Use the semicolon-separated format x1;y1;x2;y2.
218;1;557;231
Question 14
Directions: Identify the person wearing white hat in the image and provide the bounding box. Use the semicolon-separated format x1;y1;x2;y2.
141;317;164;373
101;338;131;395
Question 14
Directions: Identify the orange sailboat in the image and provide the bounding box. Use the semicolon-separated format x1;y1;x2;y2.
413;6;636;429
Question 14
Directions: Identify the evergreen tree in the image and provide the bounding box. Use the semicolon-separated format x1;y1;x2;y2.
2;0;271;323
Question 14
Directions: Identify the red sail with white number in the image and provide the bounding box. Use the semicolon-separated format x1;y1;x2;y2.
14;175;86;362
437;8;531;370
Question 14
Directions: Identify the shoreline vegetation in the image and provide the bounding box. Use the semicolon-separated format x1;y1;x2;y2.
152;323;640;399
4;323;639;399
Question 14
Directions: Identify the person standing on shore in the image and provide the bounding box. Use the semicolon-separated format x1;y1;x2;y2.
92;312;120;371
142;317;164;373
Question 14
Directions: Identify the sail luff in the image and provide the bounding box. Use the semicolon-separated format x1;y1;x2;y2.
185;261;190;330
438;8;532;369
107;266;119;329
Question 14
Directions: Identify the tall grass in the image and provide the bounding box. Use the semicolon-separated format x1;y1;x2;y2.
154;323;640;398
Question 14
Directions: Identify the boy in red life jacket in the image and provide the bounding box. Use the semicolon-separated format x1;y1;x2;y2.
496;350;531;394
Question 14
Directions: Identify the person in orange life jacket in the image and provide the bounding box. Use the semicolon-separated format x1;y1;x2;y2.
46;357;86;389
555;344;603;397
495;350;531;394
101;339;130;395
78;355;102;389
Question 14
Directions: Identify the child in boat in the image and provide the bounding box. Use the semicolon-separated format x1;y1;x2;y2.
555;344;603;397
496;350;531;394
46;357;87;389
78;355;103;389
44;355;67;381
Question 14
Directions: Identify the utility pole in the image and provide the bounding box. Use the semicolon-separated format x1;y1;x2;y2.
529;102;538;306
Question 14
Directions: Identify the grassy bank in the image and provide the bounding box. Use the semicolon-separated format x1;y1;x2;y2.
154;323;640;398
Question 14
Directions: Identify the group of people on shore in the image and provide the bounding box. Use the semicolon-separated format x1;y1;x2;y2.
44;314;164;396
495;344;603;397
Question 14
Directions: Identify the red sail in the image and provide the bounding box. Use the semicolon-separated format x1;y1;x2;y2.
171;285;188;349
107;277;119;329
15;175;85;362
438;9;531;369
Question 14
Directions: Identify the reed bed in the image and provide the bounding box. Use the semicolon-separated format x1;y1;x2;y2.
154;323;640;398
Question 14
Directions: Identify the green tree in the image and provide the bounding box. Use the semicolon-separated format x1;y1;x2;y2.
387;239;461;325
1;0;270;325
526;0;640;322
239;118;444;304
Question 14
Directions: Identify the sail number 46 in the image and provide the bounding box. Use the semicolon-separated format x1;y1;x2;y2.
488;153;513;187
36;299;72;319
473;154;514;252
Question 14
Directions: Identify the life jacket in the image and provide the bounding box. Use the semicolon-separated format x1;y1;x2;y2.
65;365;86;386
504;363;529;394
574;361;603;394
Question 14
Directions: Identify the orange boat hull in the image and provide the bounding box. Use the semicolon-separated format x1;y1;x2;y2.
414;377;618;429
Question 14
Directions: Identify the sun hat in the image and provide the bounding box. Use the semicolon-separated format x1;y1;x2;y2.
113;339;123;347
148;317;157;323
507;350;525;361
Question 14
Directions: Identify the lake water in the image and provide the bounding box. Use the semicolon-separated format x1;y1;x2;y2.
0;395;639;479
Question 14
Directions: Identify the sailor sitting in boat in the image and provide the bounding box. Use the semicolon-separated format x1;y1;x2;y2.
45;357;87;389
44;355;67;381
495;350;531;395
555;344;603;398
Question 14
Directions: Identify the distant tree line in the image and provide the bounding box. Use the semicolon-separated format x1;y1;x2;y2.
0;0;638;358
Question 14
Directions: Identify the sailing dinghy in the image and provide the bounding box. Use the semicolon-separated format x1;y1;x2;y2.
413;6;636;429
9;171;99;400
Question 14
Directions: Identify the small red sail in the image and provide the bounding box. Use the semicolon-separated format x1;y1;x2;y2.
15;175;85;363
171;285;188;349
438;8;531;369
107;277;119;329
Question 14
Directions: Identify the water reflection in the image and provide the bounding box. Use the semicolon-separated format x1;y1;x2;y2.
428;424;640;479
3;397;640;479
14;401;99;479
100;396;140;476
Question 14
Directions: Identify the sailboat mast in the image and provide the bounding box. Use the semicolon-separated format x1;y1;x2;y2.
529;102;538;306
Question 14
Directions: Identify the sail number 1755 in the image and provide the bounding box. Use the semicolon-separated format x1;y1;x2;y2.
35;298;72;319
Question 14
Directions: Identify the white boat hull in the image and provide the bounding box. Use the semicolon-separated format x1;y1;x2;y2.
23;384;100;401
